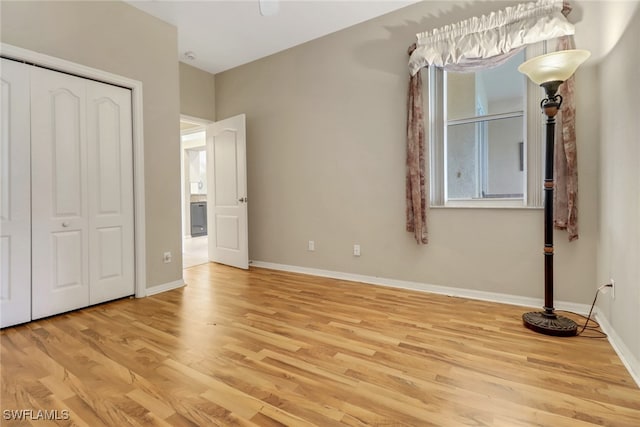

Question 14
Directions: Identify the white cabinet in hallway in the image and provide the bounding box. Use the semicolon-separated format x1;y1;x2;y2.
1;59;135;326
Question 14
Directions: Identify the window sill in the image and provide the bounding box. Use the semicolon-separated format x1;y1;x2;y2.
431;199;542;210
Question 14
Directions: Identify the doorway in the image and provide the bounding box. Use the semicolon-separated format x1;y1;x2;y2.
180;117;210;268
179;114;249;270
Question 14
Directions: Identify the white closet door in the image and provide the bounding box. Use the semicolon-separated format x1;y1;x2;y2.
86;80;134;304
31;67;90;319
1;59;32;327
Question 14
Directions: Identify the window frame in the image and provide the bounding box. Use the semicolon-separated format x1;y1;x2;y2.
428;43;548;209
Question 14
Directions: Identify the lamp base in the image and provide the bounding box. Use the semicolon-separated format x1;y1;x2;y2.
522;311;577;337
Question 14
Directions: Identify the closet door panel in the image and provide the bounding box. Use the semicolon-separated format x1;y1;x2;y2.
87;80;134;304
31;67;90;319
0;59;31;328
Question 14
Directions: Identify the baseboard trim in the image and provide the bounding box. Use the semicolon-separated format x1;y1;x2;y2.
250;261;591;314
145;279;185;296
595;313;640;388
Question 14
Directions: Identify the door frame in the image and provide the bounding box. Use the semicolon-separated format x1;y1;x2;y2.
1;43;148;298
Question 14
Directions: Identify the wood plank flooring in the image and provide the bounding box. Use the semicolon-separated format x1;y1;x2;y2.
2;263;639;426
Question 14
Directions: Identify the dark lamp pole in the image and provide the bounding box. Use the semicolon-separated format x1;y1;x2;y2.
518;49;590;337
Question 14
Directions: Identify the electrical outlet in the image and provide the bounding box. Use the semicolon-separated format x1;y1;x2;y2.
610;278;615;299
308;240;315;251
163;251;172;263
353;244;361;257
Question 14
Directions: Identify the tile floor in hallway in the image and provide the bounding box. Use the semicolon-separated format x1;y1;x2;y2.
182;235;209;269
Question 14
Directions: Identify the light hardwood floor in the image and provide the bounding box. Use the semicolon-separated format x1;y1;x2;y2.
1;263;639;426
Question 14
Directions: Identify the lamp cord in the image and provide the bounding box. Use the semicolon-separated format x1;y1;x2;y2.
558;284;612;339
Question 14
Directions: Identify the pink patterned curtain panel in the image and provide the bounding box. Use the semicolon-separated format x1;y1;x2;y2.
553;35;579;241
406;43;428;244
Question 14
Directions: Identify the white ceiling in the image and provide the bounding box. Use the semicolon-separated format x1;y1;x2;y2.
126;0;420;75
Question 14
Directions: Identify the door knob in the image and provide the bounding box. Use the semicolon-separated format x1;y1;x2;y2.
62;221;70;227
238;197;247;203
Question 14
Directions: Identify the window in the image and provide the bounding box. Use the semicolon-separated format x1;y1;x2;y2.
429;46;545;208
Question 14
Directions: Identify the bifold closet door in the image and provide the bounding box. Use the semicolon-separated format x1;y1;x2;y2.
31;67;90;319
86;79;134;306
31;67;134;320
1;59;32;328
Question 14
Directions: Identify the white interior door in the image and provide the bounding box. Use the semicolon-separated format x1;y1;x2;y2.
87;80;134;305
1;59;32;327
206;114;248;269
31;67;90;319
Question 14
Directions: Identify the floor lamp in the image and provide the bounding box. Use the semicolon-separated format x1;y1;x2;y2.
518;49;591;337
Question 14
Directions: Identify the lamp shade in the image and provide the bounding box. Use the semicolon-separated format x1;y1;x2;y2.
518;49;591;85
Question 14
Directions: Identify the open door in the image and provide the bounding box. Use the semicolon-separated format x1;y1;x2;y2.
206;114;248;269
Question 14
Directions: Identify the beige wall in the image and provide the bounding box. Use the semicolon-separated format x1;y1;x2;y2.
1;1;183;288
597;4;640;377
179;62;216;121
215;0;601;304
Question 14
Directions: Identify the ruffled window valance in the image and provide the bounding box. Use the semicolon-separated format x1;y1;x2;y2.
408;0;574;75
